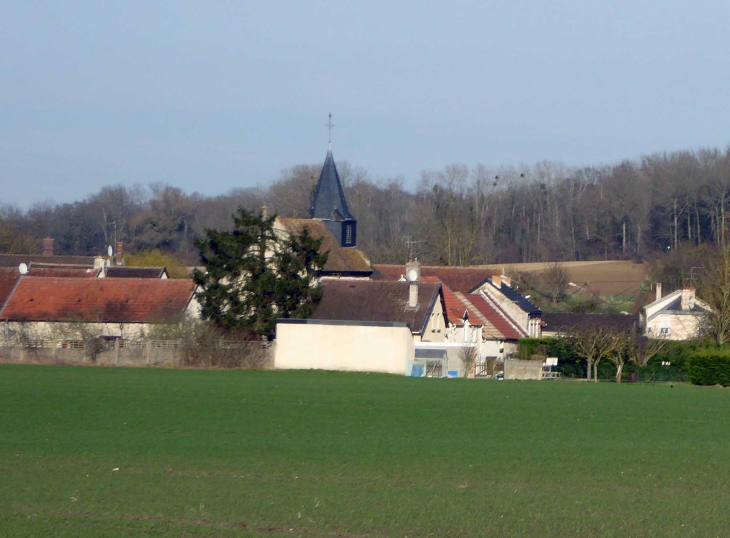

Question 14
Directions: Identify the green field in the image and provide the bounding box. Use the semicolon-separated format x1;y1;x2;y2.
1;365;728;537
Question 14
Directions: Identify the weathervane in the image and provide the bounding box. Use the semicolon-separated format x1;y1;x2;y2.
326;112;335;144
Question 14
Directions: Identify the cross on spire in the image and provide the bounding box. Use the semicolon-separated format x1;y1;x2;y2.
325;112;335;145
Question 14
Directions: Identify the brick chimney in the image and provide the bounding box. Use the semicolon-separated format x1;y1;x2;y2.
656;283;662;301
502;275;511;287
681;287;695;310
115;242;123;266
42;237;54;257
492;274;502;288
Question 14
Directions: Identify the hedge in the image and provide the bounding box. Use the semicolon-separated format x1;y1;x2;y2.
688;351;730;386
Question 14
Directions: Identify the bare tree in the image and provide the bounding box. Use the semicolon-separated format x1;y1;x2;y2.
541;262;570;303
567;326;621;382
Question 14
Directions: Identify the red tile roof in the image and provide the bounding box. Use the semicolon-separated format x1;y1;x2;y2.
276;218;373;275
441;284;482;327
0;269;22;310
0;277;195;323
465;293;525;340
373;264;491;293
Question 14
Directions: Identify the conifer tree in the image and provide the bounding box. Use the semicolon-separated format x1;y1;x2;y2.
192;209;327;338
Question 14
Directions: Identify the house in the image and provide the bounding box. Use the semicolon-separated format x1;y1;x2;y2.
275;265;445;375
0;276;198;343
374;265;539;338
542;312;639;338
642;284;710;340
481;275;543;337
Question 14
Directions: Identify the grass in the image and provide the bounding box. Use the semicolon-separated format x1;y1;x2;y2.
0;365;728;537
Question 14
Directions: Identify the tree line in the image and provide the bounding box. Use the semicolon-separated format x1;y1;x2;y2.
2;146;730;266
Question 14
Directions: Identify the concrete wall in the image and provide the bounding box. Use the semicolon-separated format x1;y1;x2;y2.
275;321;414;375
504;359;543;380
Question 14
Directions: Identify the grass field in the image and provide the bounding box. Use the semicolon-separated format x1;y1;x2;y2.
1;365;728;537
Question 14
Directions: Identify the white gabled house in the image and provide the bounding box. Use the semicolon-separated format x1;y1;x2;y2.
642;284;711;340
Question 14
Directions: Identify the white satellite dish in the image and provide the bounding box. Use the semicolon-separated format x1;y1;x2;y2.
408;269;418;282
107;245;113;257
18;263;28;275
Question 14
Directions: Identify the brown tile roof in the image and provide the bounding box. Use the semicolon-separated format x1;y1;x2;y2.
105;266;167;279
373;264;490;293
277;218;372;275
311;280;441;335
0;277;195;323
465;293;525;340
27;266;100;278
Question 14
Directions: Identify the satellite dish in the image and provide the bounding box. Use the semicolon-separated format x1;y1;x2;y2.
107;245;113;257
18;263;28;275
408;269;418;282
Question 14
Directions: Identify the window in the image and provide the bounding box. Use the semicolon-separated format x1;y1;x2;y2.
345;224;352;244
660;327;671;335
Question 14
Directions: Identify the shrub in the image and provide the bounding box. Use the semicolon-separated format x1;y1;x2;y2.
688;351;730;386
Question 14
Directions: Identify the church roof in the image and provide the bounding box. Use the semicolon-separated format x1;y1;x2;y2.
275;218;372;275
309;147;354;221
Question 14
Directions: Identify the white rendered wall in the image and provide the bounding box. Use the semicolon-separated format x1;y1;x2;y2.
275;322;414;375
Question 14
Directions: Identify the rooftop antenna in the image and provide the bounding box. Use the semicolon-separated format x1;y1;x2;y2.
325;112;335;149
402;236;424;260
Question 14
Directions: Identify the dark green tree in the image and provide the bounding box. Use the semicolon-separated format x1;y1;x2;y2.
192;209;327;338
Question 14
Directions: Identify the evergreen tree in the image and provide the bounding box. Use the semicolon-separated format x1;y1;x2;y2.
192;209;327;338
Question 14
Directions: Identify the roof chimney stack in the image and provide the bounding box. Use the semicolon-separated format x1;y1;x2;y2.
42;237;54;257
116;242;123;266
405;259;420;308
656;282;662;302
681;286;695;311
492;274;501;288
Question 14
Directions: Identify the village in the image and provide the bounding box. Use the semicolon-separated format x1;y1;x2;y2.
0;144;710;381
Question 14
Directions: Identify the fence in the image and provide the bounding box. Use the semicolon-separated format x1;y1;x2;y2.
0;338;273;369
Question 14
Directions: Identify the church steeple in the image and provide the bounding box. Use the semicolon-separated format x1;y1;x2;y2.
309;138;357;247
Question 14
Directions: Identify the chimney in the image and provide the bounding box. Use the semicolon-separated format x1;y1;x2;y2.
405;259;420;308
656;283;662;302
42;237;54;257
681;287;695;311
502;275;511;287
409;282;418;308
116;242;123;266
493;274;501;288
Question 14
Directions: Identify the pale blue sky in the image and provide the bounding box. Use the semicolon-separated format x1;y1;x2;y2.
1;1;729;207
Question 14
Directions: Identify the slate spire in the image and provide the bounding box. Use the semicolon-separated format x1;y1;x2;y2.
309;144;357;247
309;146;353;220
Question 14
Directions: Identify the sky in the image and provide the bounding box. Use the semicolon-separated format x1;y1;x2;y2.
1;0;729;208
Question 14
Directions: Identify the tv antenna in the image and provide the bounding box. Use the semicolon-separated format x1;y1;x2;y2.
402;236;425;260
325;113;335;144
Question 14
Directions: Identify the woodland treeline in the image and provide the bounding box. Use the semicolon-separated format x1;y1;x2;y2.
2;147;730;267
